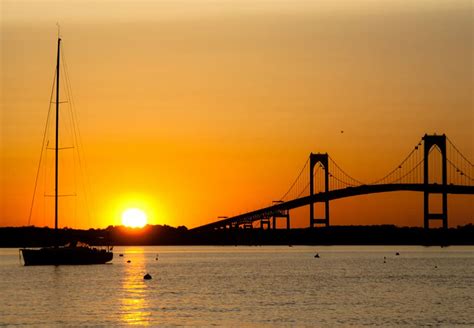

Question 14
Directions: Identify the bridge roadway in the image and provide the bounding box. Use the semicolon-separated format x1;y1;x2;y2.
191;184;474;232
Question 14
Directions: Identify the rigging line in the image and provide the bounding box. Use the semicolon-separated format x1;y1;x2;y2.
28;68;57;226
46;146;75;150
328;156;364;185
61;49;81;226
370;139;422;185
280;156;310;200
62;46;95;224
60;48;79;195
60;59;76;151
62;49;82;168
447;137;474;167
44;194;77;197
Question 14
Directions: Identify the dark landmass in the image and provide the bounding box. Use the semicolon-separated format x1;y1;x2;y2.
0;224;473;247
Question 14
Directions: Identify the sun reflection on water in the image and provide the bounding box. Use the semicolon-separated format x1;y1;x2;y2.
120;248;152;325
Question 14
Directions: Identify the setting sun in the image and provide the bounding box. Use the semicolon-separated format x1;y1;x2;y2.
121;208;148;228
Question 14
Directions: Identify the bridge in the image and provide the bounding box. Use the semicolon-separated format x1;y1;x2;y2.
192;134;474;232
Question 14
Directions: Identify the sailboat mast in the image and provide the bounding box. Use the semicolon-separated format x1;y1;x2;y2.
55;37;61;236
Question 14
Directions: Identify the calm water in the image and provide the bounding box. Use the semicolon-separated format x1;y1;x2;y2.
1;246;473;327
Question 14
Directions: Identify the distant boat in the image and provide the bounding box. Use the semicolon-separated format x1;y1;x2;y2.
20;36;113;266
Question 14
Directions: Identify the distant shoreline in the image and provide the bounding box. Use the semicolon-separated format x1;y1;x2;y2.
0;224;472;247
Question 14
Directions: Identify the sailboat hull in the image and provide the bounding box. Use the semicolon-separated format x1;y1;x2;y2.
21;247;113;266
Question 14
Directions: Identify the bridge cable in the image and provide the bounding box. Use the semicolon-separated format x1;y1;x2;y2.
370;139;423;185
328;156;365;187
280;156;310;201
447;137;473;167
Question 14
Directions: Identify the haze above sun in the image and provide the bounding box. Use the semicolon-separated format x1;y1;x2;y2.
122;208;148;228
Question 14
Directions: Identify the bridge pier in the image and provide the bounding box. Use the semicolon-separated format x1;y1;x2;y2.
310;153;330;228
423;134;448;229
260;217;271;230
271;210;290;230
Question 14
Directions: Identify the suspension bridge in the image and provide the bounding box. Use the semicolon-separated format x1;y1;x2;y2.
192;134;474;232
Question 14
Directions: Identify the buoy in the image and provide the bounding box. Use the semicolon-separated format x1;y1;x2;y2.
127;260;131;263
314;253;320;258
144;273;152;280
395;252;400;256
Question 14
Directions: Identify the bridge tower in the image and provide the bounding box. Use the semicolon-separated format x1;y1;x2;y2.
423;134;448;229
310;153;329;228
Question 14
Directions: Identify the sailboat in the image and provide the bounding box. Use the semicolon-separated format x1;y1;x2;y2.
20;37;113;265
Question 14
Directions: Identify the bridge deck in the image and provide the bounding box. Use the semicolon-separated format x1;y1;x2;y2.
191;184;474;232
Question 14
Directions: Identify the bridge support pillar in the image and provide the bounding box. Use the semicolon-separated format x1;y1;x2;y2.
423;134;448;229
271;210;290;230
260;218;271;230
310;153;330;228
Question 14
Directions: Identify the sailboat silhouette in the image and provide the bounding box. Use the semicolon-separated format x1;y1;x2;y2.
20;36;113;265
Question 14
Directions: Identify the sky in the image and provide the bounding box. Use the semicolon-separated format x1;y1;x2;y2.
1;0;473;229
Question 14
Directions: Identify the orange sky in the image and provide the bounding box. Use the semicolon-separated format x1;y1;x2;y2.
1;0;473;229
